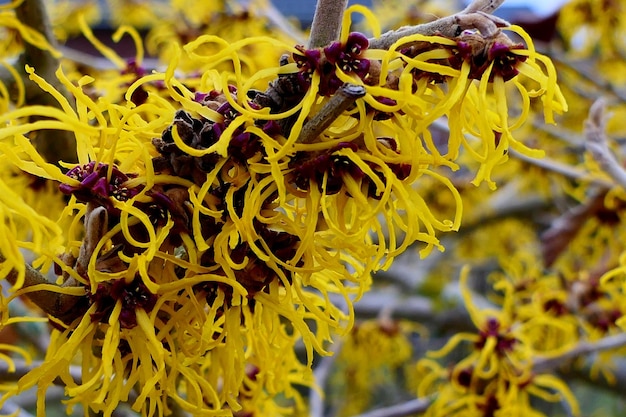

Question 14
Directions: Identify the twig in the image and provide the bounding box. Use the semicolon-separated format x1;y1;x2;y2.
369;0;507;50
540;188;608;267
533;333;626;374
310;341;343;417
348;397;432;417
331;288;478;335
298;83;366;144
262;0;508;145
584;98;626;189
76;205;108;277
308;0;349;48
531;119;586;149
1;253;85;324
508;149;613;188
0;204;103;325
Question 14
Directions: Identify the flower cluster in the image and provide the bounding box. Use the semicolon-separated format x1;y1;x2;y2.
329;319;416;417
415;270;580;417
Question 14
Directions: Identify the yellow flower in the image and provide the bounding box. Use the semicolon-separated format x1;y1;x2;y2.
331;319;417;417
558;0;626;60
0;7;60;59
50;0;101;41
0;3;570;416
416;267;580;417
146;0;299;74
107;0;168;30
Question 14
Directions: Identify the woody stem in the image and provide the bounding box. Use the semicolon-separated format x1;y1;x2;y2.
1;253;84;321
308;0;349;48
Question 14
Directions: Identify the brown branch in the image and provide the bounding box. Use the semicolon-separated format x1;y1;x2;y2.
369;0;508;50
540;189;608;267
298;83;366;144
259;0;510;146
1;254;86;324
14;0;58;77
1;204;108;324
308;0;349;48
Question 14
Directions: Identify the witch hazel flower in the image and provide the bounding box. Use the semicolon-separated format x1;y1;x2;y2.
59;162;142;214
293;32;372;95
449;29;527;81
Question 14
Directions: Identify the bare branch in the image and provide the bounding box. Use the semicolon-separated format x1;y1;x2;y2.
584;98;626;189
540;189;608;267
76;205;108;277
310;341;343;417
509;149;613;188
14;0;59;74
369;0;507;50
462;0;506;15
1;254;86;324
533;333;626;374
298;83;366;144
348;397;432;417
308;0;349;48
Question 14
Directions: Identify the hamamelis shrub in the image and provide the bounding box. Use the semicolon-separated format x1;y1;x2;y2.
346;1;626;417
0;0;583;416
